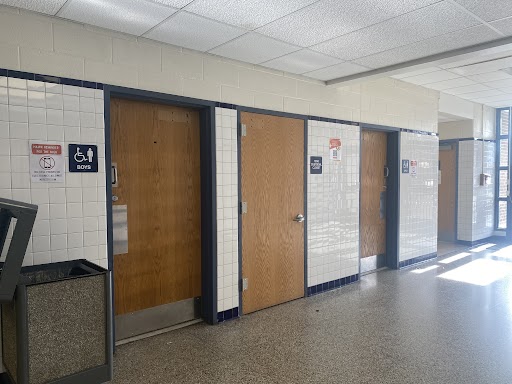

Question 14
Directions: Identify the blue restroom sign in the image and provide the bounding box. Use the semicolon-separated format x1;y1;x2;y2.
69;144;98;172
402;159;410;174
310;156;322;174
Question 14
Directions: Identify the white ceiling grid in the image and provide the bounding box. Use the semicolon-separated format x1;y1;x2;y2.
2;0;512;107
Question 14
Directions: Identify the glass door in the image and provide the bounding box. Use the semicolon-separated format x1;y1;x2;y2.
496;108;511;238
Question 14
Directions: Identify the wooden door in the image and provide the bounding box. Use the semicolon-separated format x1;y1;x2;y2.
241;112;304;314
438;145;456;241
111;98;201;315
360;130;387;258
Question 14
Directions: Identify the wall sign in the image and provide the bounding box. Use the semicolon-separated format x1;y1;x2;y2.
410;160;417;176
402;159;409;174
329;138;341;161
30;142;64;183
310;156;322;174
68;144;98;172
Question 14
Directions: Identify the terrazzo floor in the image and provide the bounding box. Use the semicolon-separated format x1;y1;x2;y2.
112;241;512;383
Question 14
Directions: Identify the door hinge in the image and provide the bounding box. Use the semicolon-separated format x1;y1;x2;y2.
240;201;247;214
241;278;248;291
240;123;247;137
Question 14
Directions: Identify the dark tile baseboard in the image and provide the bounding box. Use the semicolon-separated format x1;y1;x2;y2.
399;253;437;269
307;274;359;296
217;307;239;323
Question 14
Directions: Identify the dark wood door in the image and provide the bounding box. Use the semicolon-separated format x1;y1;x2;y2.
438;145;456;242
111;98;201;315
240;112;304;314
361;130;387;258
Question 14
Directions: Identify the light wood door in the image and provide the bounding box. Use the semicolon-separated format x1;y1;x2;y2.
241;112;304;314
438;145;456;241
361;130;387;258
111;98;201;315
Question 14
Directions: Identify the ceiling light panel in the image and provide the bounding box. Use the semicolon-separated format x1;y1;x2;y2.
443;83;491;95
184;0;318;30
256;0;440;47
209;32;299;64
353;25;499;69
146;11;246;52
311;1;478;61
262;49;342;74
304;62;369;81
59;0;177;36
454;0;512;22
0;0;67;14
426;77;476;91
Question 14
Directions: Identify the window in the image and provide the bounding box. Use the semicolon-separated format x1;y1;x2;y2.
496;108;511;230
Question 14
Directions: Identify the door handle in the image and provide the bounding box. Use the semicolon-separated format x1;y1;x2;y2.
384;166;389;178
112;162;118;187
293;214;305;223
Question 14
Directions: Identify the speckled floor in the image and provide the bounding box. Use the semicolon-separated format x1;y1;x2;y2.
437;240;469;257
112;241;512;384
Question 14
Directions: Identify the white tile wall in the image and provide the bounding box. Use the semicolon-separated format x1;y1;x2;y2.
307;120;360;286
215;107;239;312
0;76;107;269
399;132;438;262
457;140;496;242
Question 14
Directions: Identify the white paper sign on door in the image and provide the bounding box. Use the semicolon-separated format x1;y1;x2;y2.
30;142;64;183
410;160;417;176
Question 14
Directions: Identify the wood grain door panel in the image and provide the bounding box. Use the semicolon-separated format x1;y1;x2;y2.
241;112;304;314
360;130;387;258
111;98;201;315
438;146;456;241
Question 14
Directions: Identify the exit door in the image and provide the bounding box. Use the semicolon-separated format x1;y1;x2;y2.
110;98;202;340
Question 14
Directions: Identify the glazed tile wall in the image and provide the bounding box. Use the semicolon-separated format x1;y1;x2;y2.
215;107;239;312
0;75;107;269
457;140;496;242
307;120;360;286
399;132;438;262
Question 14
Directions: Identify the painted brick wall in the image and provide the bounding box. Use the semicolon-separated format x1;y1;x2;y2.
399;132;439;262
0;6;439;134
307;120;360;286
0;76;107;269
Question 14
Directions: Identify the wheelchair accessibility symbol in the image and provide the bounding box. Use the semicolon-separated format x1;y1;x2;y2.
69;144;98;173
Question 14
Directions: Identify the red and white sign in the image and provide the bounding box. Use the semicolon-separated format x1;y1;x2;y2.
30;142;64;183
329;138;342;161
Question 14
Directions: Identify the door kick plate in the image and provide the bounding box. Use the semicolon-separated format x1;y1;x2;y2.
113;205;128;255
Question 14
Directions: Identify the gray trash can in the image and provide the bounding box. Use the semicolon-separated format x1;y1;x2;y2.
0;198;113;384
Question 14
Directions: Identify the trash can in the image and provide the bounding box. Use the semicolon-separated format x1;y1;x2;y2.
0;198;113;384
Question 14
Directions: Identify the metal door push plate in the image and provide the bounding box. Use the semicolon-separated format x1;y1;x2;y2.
113;205;128;255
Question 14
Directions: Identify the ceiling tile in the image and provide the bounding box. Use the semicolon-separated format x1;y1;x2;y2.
473;94;512;103
59;0;176;35
184;0;317;30
467;71;512;83
256;0;440;47
0;0;67;14
459;89;505;99
454;0;512;22
449;56;512;76
304;62;370;81
209;32;299;64
489;101;512;107
427;77;476;91
491;17;512;35
353;25;499;68
146;11;246;52
443;83;491;95
392;67;440;79
262;49;342;74
483;78;512;89
400;70;460;86
149;0;194;7
311;1;478;61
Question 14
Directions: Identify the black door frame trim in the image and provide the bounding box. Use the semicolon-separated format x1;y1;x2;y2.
359;123;401;270
236;106;308;316
103;85;218;341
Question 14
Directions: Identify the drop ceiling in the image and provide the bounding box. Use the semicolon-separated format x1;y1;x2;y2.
2;0;512;102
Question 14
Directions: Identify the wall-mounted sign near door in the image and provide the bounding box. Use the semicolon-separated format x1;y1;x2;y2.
68;144;98;172
401;159;410;174
310;156;322;174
